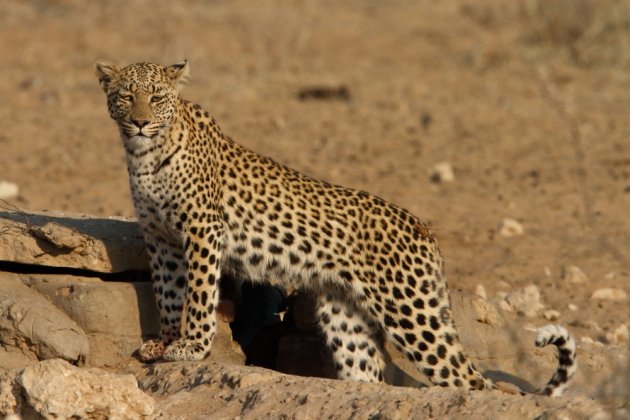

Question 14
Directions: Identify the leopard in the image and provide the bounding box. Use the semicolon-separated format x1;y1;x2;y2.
95;60;577;396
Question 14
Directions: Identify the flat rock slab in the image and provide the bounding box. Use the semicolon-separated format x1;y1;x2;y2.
0;210;148;273
130;361;608;420
25;275;159;337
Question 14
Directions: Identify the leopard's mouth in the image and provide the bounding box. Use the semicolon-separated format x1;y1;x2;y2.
121;127;158;140
119;121;169;143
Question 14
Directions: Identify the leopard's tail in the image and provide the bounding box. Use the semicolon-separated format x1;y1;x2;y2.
531;324;577;397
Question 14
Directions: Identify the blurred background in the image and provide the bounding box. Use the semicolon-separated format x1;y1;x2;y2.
0;0;628;363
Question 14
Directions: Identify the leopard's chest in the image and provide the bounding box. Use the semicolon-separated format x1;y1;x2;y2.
129;165;183;242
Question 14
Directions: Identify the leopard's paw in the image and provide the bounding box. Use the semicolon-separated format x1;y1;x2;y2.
163;339;208;361
138;339;167;362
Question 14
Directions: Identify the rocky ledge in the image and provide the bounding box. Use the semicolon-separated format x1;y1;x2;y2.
0;210;626;419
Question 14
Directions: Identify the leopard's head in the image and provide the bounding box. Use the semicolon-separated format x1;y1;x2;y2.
94;60;189;140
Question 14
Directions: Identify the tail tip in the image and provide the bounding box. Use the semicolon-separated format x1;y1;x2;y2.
535;324;570;348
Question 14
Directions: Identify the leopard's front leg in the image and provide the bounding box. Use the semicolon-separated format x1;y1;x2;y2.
138;239;187;362
163;221;224;361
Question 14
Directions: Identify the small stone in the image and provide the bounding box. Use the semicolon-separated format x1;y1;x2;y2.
581;336;594;344
605;324;629;345
272;116;286;129
493;284;543;317
496;280;510;289
567;303;578;311
591;288;627;301
475;284;487;300
498;218;524;237
0;181;19;200
562;265;587;284
603;272;617;281
495;381;522;395
429;162;455;183
543;309;561;321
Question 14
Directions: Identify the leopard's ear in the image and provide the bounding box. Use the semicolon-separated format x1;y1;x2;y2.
166;59;190;90
94;60;120;93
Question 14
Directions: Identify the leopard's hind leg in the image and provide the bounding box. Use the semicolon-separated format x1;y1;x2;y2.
317;291;386;383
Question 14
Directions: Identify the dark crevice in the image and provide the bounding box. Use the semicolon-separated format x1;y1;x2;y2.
0;260;150;282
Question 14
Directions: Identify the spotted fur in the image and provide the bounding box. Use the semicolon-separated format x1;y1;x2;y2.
95;60;576;396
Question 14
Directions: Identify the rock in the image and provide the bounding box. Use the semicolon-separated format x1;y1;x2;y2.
591;288;627;301
0;209;148;273
23;275;157;367
498;218;524;237
214;318;247;366
14;359;154;419
0;370;20;416
603;272;617;281
475;284;487;299
23;274;244;367
0;273;89;367
448;291;521;368
543;309;561;321
494;285;543;317
128;360;603;419
604;324;629;345
0;181;19;200
562;265;587;284
27;276;158;337
429;162;455;183
567;303;578;311
0;347;38;371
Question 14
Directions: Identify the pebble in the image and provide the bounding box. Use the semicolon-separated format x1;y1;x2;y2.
591;288;627;301
581;336;594;344
580;336;605;347
605;324;629;345
0;180;19;200
495;284;543;317
429;162;455;183
543;309;561;321
567;303;578;311
498;218;524;237
475;284;487;300
562;265;587;284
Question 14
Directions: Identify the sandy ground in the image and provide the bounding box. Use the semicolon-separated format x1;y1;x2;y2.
0;0;628;409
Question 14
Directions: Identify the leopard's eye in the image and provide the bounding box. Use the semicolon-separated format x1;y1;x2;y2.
151;95;165;103
120;94;134;102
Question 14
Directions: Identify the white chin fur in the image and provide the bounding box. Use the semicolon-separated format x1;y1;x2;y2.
122;134;154;154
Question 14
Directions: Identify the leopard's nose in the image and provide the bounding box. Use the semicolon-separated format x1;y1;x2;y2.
132;118;150;128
